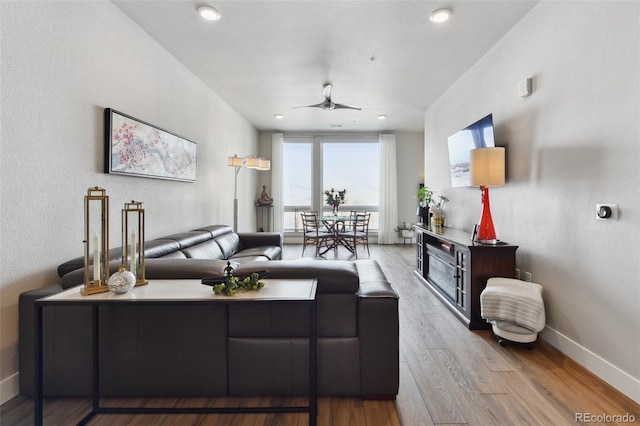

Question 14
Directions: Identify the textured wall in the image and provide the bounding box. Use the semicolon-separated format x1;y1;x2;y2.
424;2;639;401
0;1;257;400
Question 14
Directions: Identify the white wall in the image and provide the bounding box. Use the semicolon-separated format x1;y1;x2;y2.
424;2;639;402
0;1;257;403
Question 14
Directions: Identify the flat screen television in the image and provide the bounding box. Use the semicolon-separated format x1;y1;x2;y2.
447;113;495;187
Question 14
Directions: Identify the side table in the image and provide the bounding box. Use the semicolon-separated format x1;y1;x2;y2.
34;278;318;425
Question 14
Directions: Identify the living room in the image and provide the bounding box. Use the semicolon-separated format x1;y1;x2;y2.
1;0;639;423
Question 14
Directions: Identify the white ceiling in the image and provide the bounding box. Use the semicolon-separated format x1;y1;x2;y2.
113;1;538;133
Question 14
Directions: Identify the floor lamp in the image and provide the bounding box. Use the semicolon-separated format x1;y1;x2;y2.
470;147;505;244
227;154;271;231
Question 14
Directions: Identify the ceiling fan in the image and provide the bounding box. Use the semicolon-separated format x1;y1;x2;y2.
293;83;362;111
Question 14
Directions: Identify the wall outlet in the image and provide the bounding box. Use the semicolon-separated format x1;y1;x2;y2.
515;268;521;280
524;272;532;282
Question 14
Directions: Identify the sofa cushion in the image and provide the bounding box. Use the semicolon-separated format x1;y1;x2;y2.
214;232;243;259
192;225;234;239
161;231;212;248
157;251;187;259
60;261;121;289
181;239;224;260
235;260;359;294
144;258;232;279
229;245;281;260
56;247;123;278
145;239;182;258
228;256;270;264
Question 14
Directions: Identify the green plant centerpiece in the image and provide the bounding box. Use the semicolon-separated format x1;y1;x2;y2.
212;262;265;296
324;188;347;214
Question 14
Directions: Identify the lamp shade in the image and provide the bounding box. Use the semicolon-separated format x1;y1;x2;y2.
470;147;505;187
245;157;261;169
227;155;244;167
256;158;271;171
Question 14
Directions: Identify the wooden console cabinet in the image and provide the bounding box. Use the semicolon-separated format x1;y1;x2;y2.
414;224;517;329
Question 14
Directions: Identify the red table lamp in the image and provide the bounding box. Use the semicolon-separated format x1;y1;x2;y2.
470;147;505;244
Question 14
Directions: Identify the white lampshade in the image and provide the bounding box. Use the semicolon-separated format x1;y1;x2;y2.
256;158;271;171
245;157;261;169
227;155;244;167
470;147;505;187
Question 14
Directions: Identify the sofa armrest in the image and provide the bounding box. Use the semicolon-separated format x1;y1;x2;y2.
238;232;282;249
357;280;399;399
19;283;63;395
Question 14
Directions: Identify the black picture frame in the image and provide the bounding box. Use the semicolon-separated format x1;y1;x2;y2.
104;108;197;182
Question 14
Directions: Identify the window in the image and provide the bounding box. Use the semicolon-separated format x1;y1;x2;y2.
282;141;312;230
282;136;380;232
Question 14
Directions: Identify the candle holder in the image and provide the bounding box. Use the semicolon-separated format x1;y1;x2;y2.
82;187;110;295
122;200;147;286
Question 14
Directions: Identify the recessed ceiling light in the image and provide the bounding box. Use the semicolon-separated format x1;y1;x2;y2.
274;114;284;119
377;114;387;120
198;6;221;21
429;8;452;23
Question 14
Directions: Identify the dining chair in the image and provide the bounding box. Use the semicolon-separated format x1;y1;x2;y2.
340;212;370;258
301;211;334;257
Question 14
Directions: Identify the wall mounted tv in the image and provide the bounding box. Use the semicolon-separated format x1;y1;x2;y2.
447;113;495;187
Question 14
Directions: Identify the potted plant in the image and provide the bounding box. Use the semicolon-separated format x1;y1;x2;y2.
416;187;433;224
394;222;415;239
431;195;449;227
324;188;347;215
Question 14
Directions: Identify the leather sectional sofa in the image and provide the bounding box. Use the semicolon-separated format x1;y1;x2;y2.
19;225;399;399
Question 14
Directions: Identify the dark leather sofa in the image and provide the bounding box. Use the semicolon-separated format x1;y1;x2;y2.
19;225;399;399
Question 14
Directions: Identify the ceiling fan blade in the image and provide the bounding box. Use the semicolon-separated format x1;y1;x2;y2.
292;100;333;110
322;83;333;101
333;103;362;110
293;83;358;111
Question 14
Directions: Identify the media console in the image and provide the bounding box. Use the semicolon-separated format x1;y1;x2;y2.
413;224;517;329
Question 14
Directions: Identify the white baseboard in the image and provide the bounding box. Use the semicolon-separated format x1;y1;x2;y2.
541;326;640;405
0;372;19;405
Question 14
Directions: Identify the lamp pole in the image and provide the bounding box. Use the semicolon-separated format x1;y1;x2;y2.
233;165;241;231
227;154;271;232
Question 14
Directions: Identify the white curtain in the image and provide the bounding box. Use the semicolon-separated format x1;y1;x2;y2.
271;133;284;233
378;134;398;244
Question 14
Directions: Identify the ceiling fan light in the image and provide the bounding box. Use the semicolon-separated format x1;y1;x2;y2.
198;6;221;21
429;8;451;23
274;114;284;119
377;114;387;120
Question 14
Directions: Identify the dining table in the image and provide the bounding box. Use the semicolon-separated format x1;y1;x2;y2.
317;215;354;255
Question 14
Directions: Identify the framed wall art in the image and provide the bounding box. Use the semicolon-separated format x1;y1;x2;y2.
104;108;197;182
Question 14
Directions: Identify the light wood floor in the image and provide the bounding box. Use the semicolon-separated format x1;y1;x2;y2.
2;243;639;425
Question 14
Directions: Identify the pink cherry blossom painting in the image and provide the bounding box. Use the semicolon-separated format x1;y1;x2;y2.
105;108;197;182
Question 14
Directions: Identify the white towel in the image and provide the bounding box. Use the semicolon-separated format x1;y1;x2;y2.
481;279;544;333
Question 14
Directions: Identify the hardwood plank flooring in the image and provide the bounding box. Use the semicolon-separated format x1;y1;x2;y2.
2;243;638;425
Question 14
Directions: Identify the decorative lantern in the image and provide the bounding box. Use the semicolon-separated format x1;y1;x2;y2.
82;187;110;295
122;200;147;286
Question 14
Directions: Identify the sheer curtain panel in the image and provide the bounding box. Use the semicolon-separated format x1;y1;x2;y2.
378;134;398;244
271;133;284;233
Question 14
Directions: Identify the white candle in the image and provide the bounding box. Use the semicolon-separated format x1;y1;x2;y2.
93;233;100;283
130;232;136;276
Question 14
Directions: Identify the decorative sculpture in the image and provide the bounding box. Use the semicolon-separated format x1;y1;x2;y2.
257;185;273;206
